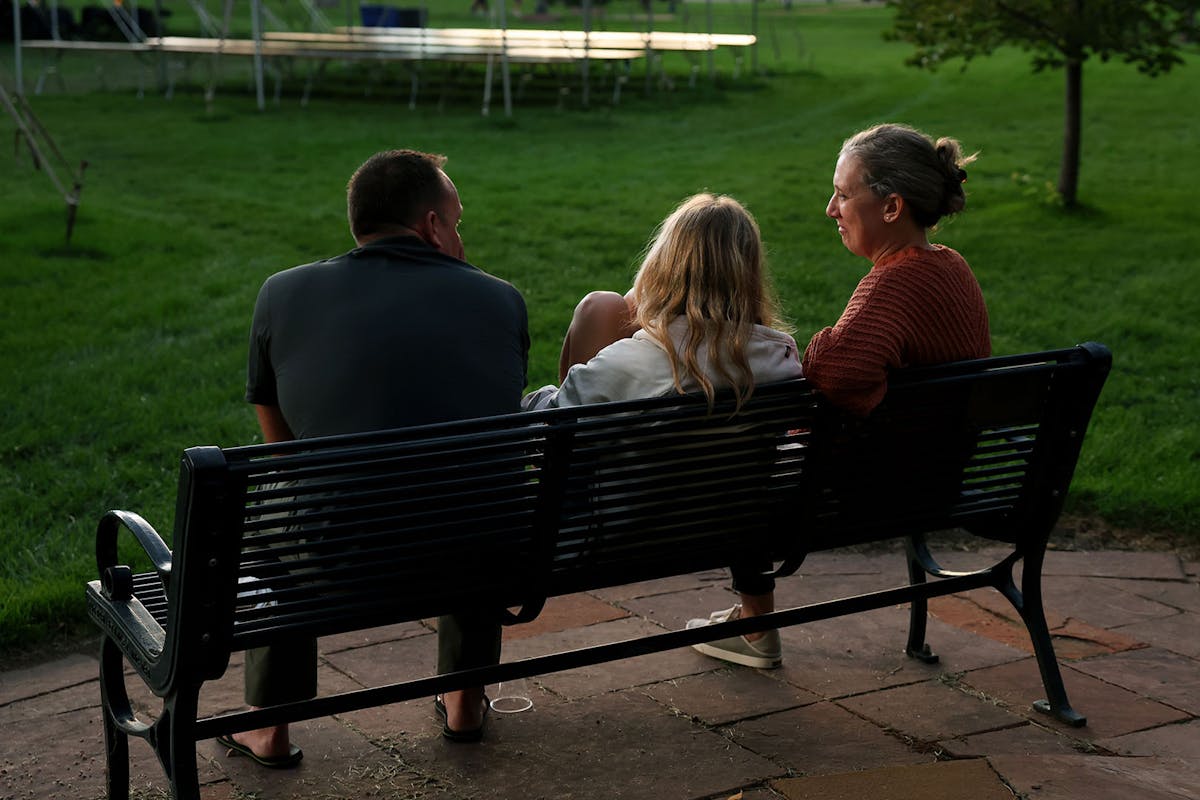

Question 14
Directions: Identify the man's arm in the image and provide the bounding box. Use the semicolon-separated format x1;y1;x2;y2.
255;404;295;443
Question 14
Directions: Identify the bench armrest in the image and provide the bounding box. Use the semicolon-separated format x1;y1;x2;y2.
89;510;173;682
86;579;167;668
96;509;173;590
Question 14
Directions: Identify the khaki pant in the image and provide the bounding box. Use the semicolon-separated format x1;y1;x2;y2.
244;611;502;706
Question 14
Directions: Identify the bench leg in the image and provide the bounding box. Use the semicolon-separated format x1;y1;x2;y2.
101;694;131;800
904;536;939;664
998;550;1087;727
99;638;131;800
99;636;205;799
161;688;203;800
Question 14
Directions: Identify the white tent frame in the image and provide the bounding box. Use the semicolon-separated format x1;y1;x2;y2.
10;0;755;113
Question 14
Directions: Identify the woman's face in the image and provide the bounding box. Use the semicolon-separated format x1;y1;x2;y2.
826;153;891;262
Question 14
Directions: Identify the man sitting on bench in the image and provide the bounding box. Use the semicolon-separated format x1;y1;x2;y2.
229;149;530;764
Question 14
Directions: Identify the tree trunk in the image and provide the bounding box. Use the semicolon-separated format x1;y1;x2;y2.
1058;58;1083;207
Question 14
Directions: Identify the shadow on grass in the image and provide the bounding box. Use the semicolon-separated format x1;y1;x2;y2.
39;245;113;260
1052;201;1111;222
1009;173;1114;224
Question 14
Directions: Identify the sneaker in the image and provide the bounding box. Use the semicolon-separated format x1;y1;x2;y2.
686;604;782;669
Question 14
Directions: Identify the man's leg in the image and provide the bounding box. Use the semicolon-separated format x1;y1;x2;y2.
437;611;502;735
233;638;318;758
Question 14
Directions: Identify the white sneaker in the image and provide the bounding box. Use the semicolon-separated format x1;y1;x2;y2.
686;604;782;669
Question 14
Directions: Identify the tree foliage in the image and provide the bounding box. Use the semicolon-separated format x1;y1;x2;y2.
888;0;1198;74
886;1;1199;205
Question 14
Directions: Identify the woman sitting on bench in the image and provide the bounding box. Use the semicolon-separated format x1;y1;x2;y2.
688;123;991;669
522;192;802;412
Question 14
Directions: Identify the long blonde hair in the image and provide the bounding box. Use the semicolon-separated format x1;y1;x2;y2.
632;193;784;410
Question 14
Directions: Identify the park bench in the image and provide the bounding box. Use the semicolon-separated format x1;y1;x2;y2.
88;342;1111;800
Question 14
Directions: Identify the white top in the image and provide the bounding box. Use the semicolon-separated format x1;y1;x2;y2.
523;316;803;410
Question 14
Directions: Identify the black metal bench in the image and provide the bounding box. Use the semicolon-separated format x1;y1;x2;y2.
89;342;1112;800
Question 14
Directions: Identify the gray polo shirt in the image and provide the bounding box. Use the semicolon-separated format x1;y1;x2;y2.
247;235;529;439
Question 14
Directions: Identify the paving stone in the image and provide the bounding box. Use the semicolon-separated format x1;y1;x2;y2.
500;592;629;641
337;673;554;747
1097;577;1200;614
955;585;1145;647
928;594;1032;651
927;590;1145;660
988;754;1200;800
773;571;902;607
1040;576;1185;628
1069;647;1200;715
0;678;98;721
641;668;821;726
321;620;431;653
588;569;728;602
192;783;238;799
961;658;1190;739
196;661;366;718
729;701;929;776
387;690;783;800
1;661;372;798
0;653;97;706
1185;561;1199;578
1114;610;1200;658
921;615;1031;673
206;714;417;800
1040;551;1186;580
773;606;958;699
323;632;435;691
837;679;1026;743
336;692;449;745
772;758;1013;800
1037;618;1148;661
938;722;1092;758
0;702;223;800
616;583;740;629
500;616;713;698
1099;718;1200;759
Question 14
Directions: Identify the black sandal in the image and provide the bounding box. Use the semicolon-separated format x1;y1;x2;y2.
216;733;303;768
434;694;489;743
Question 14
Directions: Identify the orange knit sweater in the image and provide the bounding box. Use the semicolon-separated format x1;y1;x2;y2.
802;245;990;416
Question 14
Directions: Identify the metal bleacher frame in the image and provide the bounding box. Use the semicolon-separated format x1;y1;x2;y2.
12;0;757;115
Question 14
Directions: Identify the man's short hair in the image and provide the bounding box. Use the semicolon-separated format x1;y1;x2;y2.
347;150;449;242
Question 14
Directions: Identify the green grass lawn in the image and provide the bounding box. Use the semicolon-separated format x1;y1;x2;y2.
1;1;1198;651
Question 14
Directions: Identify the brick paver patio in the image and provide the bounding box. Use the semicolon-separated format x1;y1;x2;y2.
2;546;1196;799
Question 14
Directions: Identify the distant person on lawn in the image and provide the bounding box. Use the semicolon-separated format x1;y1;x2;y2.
232;149;529;764
687;123;992;669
